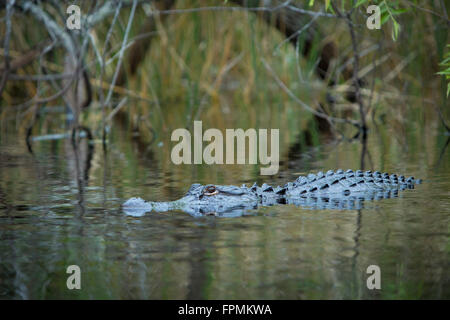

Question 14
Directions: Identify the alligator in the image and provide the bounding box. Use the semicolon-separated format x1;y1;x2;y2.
122;169;422;217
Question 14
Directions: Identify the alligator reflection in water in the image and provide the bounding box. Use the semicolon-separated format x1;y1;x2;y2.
123;169;421;217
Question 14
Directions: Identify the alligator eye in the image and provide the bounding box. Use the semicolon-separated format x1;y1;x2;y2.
204;185;219;196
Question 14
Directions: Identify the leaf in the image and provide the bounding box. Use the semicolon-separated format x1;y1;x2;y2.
381;13;390;25
391;19;400;41
390;8;407;15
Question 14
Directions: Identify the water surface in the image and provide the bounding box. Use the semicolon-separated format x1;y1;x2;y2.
0;119;449;299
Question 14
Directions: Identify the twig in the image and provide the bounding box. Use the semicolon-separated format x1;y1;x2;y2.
154;1;335;18
105;97;128;123
84;0;140;28
20;1;76;61
274;13;320;52
98;0;123;145
332;2;367;133
435;104;450;133
404;0;450;24
8;73;74;81
104;0;137;108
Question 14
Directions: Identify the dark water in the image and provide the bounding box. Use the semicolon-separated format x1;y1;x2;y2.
0;118;449;299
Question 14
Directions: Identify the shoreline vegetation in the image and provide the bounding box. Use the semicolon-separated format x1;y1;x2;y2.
0;0;448;154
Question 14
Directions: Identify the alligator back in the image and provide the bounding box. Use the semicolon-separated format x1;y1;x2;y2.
284;169;420;197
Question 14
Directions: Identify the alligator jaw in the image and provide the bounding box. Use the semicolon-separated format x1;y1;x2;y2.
122;197;153;217
122;197;186;216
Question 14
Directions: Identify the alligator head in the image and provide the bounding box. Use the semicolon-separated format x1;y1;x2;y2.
122;183;263;217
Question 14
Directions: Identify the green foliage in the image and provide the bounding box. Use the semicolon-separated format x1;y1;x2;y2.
355;0;405;40
437;44;450;97
311;0;407;41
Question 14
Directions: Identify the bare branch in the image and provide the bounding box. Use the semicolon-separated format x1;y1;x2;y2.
331;2;366;132
104;0;138;107
19;1;76;61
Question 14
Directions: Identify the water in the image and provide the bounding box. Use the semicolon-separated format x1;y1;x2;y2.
0;118;449;299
